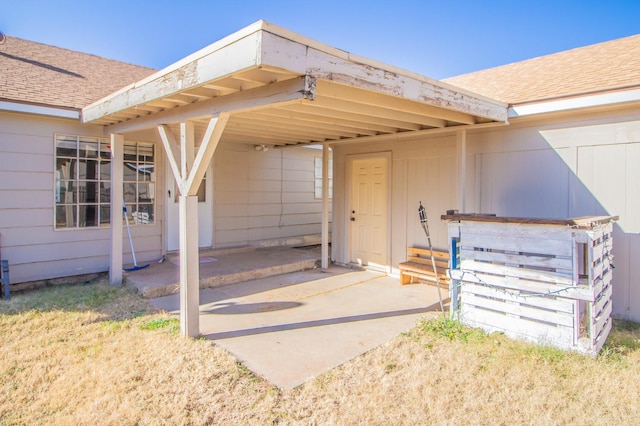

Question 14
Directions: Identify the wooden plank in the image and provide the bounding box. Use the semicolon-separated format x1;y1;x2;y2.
461;292;575;327
460;305;574;347
461;282;575;313
408;247;450;258
457;222;573;240
104;76;315;134
179;195;200;337
316;80;449;127
83;29;265;122
449;269;595;301
185;114;229;196
109;134;124;286
443;214;618;227
592;298;613;337
461;259;574;285
460;233;573;257
460;248;573;272
305;51;506;123
158;125;183;185
593;317;613;354
406;258;449;269
593;283;613;317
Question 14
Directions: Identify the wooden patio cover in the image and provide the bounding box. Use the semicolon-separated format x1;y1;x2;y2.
82;20;508;337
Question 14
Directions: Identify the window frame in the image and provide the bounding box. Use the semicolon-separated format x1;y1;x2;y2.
53;134;157;230
314;156;333;200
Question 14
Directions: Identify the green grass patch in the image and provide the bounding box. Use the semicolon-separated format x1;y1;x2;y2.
417;317;486;343
139;317;179;334
0;280;122;314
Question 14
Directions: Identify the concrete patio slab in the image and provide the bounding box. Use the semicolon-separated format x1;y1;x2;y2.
126;246;321;298
151;266;446;389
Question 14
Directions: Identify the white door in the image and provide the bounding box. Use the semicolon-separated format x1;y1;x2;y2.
349;156;388;268
166;163;213;251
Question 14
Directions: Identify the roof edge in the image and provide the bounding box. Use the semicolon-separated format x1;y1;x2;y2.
0;100;80;119
509;87;640;117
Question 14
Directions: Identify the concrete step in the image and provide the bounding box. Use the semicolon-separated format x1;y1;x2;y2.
125;246;321;298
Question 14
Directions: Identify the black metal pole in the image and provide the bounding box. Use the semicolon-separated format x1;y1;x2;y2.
419;202;445;318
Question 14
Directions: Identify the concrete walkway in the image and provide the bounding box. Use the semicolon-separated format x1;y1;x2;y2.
151;266;446;389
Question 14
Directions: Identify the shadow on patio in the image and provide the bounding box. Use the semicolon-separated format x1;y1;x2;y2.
150;264;448;389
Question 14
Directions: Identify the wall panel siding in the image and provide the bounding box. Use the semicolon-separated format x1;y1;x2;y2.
0;112;162;283
213;143;330;248
469;110;640;320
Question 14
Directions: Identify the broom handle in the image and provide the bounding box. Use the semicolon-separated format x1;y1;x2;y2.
123;202;138;266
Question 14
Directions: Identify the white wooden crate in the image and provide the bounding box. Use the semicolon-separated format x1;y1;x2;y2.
444;216;616;356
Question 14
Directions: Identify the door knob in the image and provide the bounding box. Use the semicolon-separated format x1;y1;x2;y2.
350;217;355;221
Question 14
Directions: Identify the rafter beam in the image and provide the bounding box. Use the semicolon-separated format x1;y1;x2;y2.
283;103;421;131
317;80;471;125
312;97;447;129
103;76;316;134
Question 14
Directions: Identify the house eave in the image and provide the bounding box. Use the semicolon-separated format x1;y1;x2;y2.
82;21;508;146
0;100;80;120
509;87;640;117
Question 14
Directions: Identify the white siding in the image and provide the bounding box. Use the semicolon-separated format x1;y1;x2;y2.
0;112;162;284
213;143;331;248
468;108;640;321
332;106;640;321
332;137;457;273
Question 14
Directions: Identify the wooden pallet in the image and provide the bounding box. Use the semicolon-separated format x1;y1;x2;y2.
399;247;450;288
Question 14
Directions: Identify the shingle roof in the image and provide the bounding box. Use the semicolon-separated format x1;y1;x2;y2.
443;34;640;105
0;36;155;110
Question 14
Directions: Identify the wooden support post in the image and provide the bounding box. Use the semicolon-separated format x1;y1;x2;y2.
157;115;229;338
179;195;200;337
109;134;124;286
321;143;330;269
456;129;467;213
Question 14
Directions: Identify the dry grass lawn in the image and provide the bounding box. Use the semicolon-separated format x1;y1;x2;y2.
2;275;640;425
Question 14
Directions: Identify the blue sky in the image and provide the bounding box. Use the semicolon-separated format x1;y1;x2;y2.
1;0;638;79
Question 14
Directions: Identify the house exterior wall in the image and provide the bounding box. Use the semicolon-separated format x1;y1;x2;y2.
212;143;331;248
333;104;640;321
467;106;640;321
0;111;162;285
1;111;331;285
332;136;458;272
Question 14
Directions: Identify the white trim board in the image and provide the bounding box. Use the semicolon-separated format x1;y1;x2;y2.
0;101;80;119
510;88;640;117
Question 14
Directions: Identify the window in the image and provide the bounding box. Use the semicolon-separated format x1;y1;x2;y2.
55;135;111;228
124;142;155;225
314;156;333;199
54;135;156;228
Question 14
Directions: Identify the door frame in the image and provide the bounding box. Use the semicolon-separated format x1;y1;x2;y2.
344;151;392;272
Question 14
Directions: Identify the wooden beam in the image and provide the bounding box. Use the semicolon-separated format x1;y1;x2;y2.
254;107;395;134
331;121;509;146
185;114;229;195
82;30;265;123
179;195;200;337
157;125;183;184
317;80;470;125
456;129;467;213
246;110;379;136
181;121;195;179
228;115;360;139
321;143;330;269
103;76;316;134
311;97;447;129
109;134;124;286
283;103;420;131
